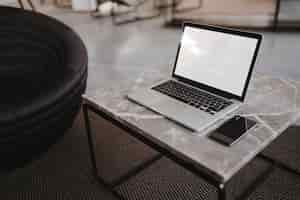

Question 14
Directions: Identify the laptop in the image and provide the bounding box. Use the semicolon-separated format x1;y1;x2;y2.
127;23;262;132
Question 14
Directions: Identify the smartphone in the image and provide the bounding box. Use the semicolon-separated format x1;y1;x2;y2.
209;115;257;146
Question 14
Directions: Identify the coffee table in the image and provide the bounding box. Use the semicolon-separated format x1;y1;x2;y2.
82;67;300;200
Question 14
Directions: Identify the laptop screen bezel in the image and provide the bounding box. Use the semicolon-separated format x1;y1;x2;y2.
172;22;262;102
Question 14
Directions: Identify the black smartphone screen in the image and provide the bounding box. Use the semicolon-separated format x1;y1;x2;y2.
209;115;257;146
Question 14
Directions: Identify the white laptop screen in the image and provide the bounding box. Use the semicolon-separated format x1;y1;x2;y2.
174;25;259;98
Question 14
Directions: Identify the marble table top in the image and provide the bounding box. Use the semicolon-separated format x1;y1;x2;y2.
83;67;300;183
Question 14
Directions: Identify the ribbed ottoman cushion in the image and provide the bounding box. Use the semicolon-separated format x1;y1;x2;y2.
0;6;88;168
0;6;87;127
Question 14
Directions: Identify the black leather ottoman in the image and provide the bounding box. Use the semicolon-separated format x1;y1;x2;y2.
0;6;88;168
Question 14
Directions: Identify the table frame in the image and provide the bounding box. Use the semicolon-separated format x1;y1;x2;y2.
83;101;300;200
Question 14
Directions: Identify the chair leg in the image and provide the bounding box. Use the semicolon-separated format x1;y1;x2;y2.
273;0;281;31
27;0;36;11
18;0;25;9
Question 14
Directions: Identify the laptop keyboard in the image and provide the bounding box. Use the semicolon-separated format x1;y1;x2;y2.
152;80;232;115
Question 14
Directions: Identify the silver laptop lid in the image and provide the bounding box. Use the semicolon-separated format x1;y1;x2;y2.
172;23;262;102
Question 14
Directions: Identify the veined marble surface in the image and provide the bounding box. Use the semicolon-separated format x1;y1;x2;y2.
83;67;300;183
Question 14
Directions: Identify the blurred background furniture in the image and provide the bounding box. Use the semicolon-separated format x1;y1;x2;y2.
91;0;202;25
0;6;88;169
164;0;299;30
162;0;202;23
17;0;35;10
55;0;72;7
112;0;160;25
92;0;162;25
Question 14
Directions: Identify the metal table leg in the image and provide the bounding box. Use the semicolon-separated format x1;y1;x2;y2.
259;154;300;177
218;183;227;200
83;103;98;178
83;103;162;189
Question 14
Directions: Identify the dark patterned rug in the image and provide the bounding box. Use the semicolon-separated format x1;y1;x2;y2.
1;109;300;200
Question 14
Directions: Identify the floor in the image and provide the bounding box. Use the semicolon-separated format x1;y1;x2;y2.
1;1;300;199
2;1;300;80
